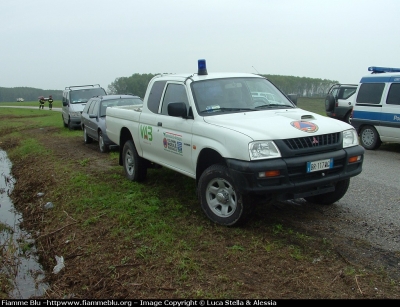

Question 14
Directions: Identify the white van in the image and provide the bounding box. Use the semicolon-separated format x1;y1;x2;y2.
62;84;107;130
351;66;400;149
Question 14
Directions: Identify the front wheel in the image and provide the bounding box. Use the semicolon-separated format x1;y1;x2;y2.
68;118;74;131
360;125;381;150
304;178;350;205
83;127;93;144
197;164;253;226
62;115;68;128
122;140;147;182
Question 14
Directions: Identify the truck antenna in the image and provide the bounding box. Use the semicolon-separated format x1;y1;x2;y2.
252;66;261;74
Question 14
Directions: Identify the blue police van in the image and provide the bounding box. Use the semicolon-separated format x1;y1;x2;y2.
351;66;400;150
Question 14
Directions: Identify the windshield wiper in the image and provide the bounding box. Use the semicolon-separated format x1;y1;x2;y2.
203;107;256;113
255;104;295;109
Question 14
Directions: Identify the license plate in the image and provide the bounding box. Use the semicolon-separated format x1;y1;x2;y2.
306;158;333;173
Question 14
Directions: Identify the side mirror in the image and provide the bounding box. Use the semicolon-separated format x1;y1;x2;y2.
168;102;190;118
287;94;298;105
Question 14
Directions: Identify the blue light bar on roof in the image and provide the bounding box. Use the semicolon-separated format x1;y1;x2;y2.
198;59;208;75
368;66;400;73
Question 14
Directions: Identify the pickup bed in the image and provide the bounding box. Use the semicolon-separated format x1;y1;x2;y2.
106;60;364;226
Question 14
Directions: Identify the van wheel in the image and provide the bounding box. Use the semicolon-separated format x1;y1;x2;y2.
98;131;108;153
83;127;93;144
360;125;381;150
325;95;335;112
304;178;350;205
68;118;74;131
197;164;253;226
62;115;68;128
122;140;147;182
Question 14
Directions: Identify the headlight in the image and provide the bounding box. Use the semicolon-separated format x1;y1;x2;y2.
342;129;359;148
249;141;281;160
70;112;81;118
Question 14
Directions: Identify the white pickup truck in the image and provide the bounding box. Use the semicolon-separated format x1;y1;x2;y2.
106;60;365;226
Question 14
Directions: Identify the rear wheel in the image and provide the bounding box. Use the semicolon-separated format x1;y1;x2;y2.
360;125;381;150
304;178;350;205
98;131;108;153
122;140;147;182
197;164;253;226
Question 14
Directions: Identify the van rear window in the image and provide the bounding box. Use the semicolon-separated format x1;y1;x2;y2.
356;83;385;104
70;88;106;103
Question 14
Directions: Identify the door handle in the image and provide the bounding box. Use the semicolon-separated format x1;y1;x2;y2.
157;122;162;127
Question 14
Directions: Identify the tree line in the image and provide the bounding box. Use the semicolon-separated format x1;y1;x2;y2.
0;74;338;102
107;73;338;98
0;87;63;102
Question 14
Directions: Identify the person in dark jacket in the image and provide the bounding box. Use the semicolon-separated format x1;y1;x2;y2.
48;95;53;110
39;96;45;109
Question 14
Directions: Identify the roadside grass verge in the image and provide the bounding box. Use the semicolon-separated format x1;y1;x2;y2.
0;100;62;108
1;107;399;298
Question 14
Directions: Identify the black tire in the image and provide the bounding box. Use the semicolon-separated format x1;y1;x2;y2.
344;111;351;124
62;115;68;128
83;126;93;144
68;118;74;131
197;164;253;226
304;178;350;205
325;95;335;112
360;125;381;150
98;131;108;153
122;140;147;182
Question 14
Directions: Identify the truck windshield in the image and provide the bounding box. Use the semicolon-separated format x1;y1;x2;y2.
191;77;294;115
70;88;106;104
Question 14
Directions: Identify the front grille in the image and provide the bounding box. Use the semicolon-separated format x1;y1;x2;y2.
283;133;341;150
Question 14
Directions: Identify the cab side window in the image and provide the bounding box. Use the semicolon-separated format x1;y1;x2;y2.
161;83;188;115
356;83;385;104
386;83;400;105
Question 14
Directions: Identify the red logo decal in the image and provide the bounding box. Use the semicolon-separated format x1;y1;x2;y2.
291;121;319;133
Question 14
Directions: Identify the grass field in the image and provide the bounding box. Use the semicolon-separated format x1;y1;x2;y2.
0;97;326;116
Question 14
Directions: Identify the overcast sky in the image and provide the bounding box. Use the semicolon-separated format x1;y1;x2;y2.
1;0;400;91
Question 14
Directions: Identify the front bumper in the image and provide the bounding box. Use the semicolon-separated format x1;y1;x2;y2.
69;116;82;128
226;145;364;200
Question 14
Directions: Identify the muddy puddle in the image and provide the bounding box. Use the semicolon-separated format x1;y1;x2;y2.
0;149;49;298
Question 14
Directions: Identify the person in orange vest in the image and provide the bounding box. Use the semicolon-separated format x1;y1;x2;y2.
39;96;45;109
48;95;54;110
